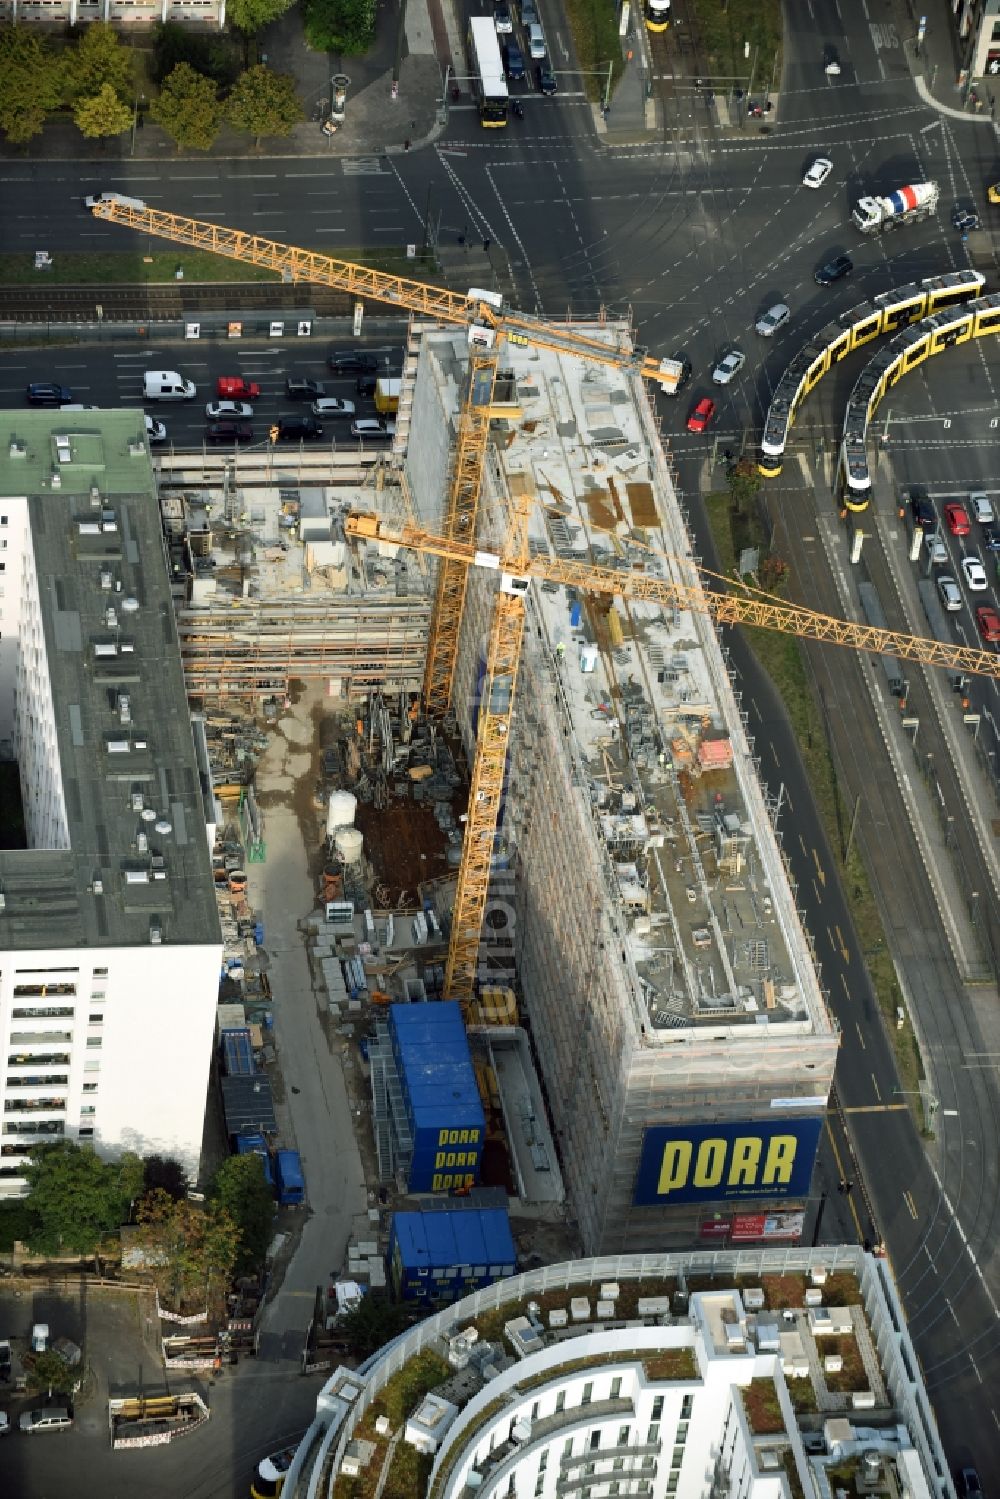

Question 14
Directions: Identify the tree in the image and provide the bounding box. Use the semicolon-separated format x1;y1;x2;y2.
134;1190;239;1313
151;21;240;90
143;1154;188;1200
0;26;64;145
151;63;224;152
24;1350;78;1398
23;1142;142;1258
339;1296;410;1358
303;0;376;55
74;83;132;140
67;21;133;103
210;1153;274;1275
227;0;295;35
227;64;303;147
726;456;762;513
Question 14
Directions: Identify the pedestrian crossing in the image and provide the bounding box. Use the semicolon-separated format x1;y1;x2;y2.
341;157;389;177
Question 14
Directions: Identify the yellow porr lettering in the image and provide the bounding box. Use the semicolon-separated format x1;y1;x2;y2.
727;1136;762;1187
762;1134;797;1185
656;1141;691;1196
692;1138;726;1189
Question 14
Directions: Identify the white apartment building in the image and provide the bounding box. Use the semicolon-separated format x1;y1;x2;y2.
282;1248;953;1499
0;1;224;29
0;411;221;1194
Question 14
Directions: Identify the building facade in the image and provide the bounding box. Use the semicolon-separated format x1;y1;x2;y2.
0;411;221;1193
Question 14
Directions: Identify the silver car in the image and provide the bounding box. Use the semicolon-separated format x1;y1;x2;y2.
205;400;253;420
19;1407;73;1433
755;303;790;337
712;349;746;385
938;575;962;612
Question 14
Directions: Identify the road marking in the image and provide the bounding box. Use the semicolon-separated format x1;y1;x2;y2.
842;1103;908;1113
824;1121;864;1239
903;1190;918;1219
855;1023;866;1049
870;1073;881;1102
813;848;825;886
840;973;851;1000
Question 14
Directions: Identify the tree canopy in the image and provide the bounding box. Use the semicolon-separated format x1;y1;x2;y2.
75;83;133;140
227;64;302;146
303;0;376;55
210;1153;274;1274
227;0;295;35
23;1141;143;1257
0;27;64;145
67;22;133;102
24;1349;79;1398
338;1296;410;1358
151;63;224;152
134;1190;239;1313
151;21;241;89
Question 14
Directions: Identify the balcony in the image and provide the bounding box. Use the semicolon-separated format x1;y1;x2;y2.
560;1440;662;1476
464;1399;636;1499
2;1120;64;1137
8;1053;71;1068
4;1097;67;1114
9;1033;73;1047
6;1075;69;1090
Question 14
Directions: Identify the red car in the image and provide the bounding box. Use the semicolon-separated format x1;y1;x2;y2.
945;502;970;536
686;397;716;434
216;376;261;400
976;605;1000;642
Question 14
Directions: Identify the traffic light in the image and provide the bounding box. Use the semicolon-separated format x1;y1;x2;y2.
269;424;280;444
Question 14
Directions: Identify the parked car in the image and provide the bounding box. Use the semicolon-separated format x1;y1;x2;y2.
311;398;355;417
686;397;716;434
802;157;833;189
277;416;324;440
205;400;253;421
27;383;72;406
535;61;557;95
216;376;260;400
755;303;791;337
350;418;395;439
328;351;378;374
712;349;745;385
962;554;988;590
815;254;853;285
286;377;325;400
206;421;254;443
976;607;1000;643
945;502;970;536
938;574;962;611
31;1324;49;1353
19;1407;73;1434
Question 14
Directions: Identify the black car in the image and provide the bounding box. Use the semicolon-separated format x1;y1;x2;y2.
958;1471;982;1499
277;416;324;440
520;0;538;24
206;421;253;443
27;382;72;406
535;61;557;95
814;254;853;285
328;351;378;374
286;377;326;400
670;353;693;393
503;40;525;80
356;374;377;398
909;488;936;534
983;524;1000;552
952;205;980;233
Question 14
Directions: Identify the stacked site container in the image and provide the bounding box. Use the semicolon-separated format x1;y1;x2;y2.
389;1002;486;1193
388;1207;516;1301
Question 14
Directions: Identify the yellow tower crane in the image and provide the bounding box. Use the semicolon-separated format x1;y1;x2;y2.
90;200;997;1005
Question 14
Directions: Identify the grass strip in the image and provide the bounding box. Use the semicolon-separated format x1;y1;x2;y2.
688;0;782;91
0;246;439;287
561;0;624;102
704;493;925;1109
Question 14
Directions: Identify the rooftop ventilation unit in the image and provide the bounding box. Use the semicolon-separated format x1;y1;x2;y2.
51;472;62;489
78;520;101;536
91;877;104;896
90;484;101;507
136;831;148;854
121;596;139;613
101;510;118;533
154;819;173;836
149;920;162;946
0;891;5;912
140;806;156;823
99;568;113;591
105;608;118;629
131;792;144;812
9;441;26;459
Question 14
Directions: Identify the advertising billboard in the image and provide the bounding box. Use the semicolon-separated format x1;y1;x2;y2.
730;1211;805;1243
633;1117;823;1207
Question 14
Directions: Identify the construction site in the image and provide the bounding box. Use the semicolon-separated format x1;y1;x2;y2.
152;296;840;1252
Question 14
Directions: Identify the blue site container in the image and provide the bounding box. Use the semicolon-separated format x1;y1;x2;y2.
389;1003;485;1193
235;1132;274;1187
389;1208;516;1302
570;599;582;628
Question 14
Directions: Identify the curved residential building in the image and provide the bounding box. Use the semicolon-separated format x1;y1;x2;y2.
280;1248;952;1499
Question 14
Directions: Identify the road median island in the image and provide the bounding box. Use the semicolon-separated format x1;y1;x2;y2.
687;0;782;85
561;0;625;101
0;246;441;287
704;491;925;1110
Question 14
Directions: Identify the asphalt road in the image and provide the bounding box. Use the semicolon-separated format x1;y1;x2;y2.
3;0;1000;1480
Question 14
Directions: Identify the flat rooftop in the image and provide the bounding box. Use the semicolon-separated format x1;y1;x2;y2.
0;410;219;950
411;327;831;1041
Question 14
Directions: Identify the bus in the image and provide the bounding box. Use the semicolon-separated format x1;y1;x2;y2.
469;16;509;127
645;0;670;32
250;1444;299;1499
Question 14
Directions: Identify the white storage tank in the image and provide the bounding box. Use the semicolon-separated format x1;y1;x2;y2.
335;828;364;866
326;790;357;840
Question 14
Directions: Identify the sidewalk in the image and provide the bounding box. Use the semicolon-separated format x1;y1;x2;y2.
891;0;1000;125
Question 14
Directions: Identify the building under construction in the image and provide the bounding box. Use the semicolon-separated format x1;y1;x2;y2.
342;320;839;1252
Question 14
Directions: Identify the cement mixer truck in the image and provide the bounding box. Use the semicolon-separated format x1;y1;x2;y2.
852;181;939;235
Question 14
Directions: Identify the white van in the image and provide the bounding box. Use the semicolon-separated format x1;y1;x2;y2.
143;371;196;402
527;22;546;57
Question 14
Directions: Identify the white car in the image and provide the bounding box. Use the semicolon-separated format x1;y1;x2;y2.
351;418;395;439
803;157;833;189
145;415;166;443
938;575;962;611
962;555;988;591
755;303;791;337
205;400;253;420
494;0;513;34
712;349;746;385
311;398;356;417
